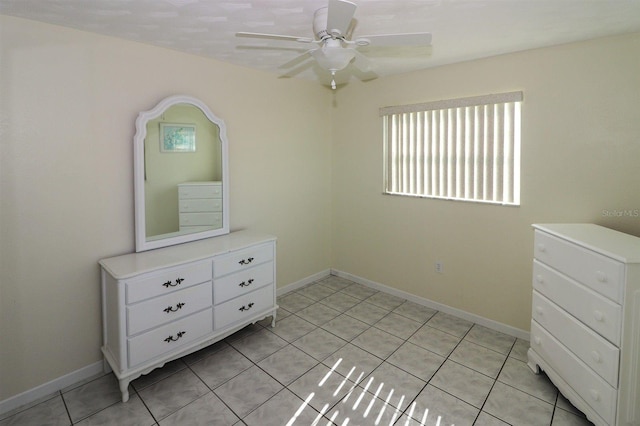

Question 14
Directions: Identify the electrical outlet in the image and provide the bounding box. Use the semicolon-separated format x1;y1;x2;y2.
435;261;443;273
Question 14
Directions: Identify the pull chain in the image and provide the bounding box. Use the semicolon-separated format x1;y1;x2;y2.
331;71;337;90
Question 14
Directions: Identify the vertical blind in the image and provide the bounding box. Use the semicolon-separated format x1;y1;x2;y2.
381;91;523;205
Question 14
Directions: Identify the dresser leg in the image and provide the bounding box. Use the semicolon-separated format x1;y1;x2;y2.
271;310;277;328
119;379;130;403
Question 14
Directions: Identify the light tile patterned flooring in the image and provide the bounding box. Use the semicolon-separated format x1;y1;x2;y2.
1;276;594;426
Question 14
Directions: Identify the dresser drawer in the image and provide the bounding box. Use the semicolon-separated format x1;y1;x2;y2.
179;212;222;227
214;262;274;304
533;260;622;345
179;198;223;213
532;291;619;387
127;282;212;336
178;183;222;199
125;261;211;304
534;231;624;303
214;285;274;330
214;243;274;278
530;321;617;424
128;309;213;367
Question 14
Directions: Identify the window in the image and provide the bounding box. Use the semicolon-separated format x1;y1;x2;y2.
381;91;522;205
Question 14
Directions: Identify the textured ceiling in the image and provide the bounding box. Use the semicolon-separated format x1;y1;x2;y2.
2;0;640;87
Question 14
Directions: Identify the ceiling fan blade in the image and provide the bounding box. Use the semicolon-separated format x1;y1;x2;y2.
279;49;316;69
352;50;373;73
279;60;315;79
237;45;309;53
326;0;357;36
357;45;432;59
356;32;432;47
352;67;379;83
236;32;314;44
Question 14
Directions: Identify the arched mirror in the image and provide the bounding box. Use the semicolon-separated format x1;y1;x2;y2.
134;95;229;252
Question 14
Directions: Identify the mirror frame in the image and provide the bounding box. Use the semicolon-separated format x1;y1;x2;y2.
134;95;229;252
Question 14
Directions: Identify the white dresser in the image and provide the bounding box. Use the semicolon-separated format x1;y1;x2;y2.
178;181;223;232
528;224;640;426
100;230;277;402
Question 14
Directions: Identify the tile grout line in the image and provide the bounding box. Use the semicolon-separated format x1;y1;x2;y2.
410;322;476;425
59;391;74;426
386;309;445;425
471;337;517;425
133;386;160;426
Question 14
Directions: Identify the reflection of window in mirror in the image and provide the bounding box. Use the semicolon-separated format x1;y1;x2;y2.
144;104;223;238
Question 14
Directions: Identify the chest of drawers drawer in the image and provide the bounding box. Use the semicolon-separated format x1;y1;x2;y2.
214;261;274;304
127;282;212;336
214;243;274;278
532;291;619;386
530;321;617;425
128;309;213;367
179;212;222;227
125;261;211;304
533;260;622;345
214;285;274;330
178;182;222;199
179;198;223;213
534;231;624;303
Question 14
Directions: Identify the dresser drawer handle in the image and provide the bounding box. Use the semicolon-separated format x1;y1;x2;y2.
535;275;544;284
591;351;602;363
239;257;255;266
239;279;254;288
163;302;185;313
594;311;604;322
537;243;546;253
590;390;600;402
164;331;186;343
535;306;543;315
533;336;541;345
596;271;607;283
239;302;254;312
162;278;185;288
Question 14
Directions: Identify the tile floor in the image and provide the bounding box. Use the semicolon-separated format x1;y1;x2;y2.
0;276;594;426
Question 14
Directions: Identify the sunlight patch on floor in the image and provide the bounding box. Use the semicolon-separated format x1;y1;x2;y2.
287;358;454;426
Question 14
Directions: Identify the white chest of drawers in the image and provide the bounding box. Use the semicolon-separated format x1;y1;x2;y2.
178;181;223;231
528;224;640;426
99;230;277;402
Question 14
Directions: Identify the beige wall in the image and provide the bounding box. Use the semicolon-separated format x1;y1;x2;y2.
331;33;640;332
0;15;332;400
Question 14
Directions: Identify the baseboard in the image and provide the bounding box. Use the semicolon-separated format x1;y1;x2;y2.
278;268;529;340
331;269;530;341
0;360;104;417
276;268;331;297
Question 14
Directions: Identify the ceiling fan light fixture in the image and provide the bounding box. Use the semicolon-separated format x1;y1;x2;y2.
314;39;355;71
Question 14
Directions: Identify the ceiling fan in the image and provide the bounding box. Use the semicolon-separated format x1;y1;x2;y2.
236;0;432;89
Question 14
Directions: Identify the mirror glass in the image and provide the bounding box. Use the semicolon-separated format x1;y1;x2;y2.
134;95;229;252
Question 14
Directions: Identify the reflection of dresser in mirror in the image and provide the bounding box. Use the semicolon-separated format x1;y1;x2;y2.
178;181;222;232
